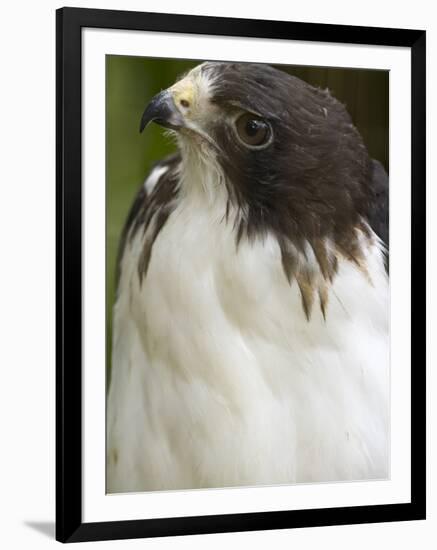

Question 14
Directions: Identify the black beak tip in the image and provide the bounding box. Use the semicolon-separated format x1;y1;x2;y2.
139;90;184;135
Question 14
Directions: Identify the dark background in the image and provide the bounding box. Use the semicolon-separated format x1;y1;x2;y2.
106;56;389;378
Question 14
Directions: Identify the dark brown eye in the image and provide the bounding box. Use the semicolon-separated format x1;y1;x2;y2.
235;113;271;147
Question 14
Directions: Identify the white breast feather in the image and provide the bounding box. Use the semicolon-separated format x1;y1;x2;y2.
143;164;169;194
107;166;389;493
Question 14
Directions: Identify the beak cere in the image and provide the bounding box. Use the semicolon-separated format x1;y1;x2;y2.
139;90;186;133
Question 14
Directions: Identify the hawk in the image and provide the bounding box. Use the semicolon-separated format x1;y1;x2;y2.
107;62;389;493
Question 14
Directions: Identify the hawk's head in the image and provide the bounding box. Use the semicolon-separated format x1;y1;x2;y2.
140;62;382;312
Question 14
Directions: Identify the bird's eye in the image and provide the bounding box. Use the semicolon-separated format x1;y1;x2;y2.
235;113;271;148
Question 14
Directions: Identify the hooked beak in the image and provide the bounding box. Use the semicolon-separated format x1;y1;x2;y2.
139;90;186;133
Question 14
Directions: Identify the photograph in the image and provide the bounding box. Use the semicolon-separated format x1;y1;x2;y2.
0;0;431;546
105;56;390;494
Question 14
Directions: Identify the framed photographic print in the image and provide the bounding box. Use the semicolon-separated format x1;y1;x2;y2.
56;7;426;543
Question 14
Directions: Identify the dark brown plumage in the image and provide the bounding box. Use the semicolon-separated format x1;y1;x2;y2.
118;62;389;316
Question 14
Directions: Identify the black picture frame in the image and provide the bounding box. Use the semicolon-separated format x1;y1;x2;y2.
56;7;426;543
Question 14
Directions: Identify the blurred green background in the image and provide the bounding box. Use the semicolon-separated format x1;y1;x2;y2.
106;56;389;382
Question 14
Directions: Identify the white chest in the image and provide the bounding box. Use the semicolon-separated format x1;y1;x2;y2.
108;194;389;492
